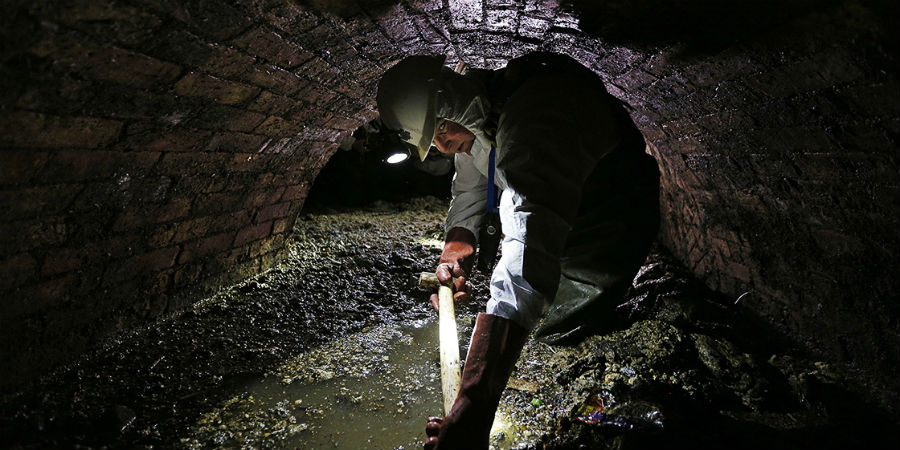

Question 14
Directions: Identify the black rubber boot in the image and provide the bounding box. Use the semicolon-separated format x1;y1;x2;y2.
425;313;529;450
534;149;660;346
533;273;630;345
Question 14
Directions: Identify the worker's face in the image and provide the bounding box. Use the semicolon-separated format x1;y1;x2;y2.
433;118;475;156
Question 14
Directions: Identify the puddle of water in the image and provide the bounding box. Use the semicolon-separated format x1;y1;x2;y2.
252;320;442;449
183;317;530;450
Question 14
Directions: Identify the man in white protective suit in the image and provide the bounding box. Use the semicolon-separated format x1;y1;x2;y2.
376;52;660;450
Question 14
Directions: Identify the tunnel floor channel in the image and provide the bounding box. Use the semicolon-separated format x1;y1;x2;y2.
1;196;897;450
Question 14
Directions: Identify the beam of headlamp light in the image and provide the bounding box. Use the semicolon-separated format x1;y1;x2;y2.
386;152;409;164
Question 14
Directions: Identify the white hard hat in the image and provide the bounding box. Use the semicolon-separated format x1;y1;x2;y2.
376;55;447;161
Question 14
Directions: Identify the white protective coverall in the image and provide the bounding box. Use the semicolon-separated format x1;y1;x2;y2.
439;53;659;336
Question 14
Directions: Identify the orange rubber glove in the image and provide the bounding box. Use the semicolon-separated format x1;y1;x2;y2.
430;227;476;311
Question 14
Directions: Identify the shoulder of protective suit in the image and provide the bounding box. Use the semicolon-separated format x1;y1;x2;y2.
480;52;603;131
503;52;600;88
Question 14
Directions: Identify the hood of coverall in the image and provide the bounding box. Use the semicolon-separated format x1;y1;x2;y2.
433;69;493;160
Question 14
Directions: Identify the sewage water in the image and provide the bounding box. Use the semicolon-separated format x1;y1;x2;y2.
183;318;469;449
183;313;531;450
268;319;441;449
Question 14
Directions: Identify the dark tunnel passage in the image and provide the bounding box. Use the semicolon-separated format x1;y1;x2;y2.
1;0;898;448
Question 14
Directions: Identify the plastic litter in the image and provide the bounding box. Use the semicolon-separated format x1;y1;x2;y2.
574;391;664;431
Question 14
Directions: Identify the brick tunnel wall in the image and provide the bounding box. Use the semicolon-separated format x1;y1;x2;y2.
1;0;898;399
0;0;379;387
618;2;900;397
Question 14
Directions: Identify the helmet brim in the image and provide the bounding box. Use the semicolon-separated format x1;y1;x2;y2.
414;96;436;162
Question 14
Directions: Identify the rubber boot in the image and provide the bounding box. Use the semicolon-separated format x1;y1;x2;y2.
425;313;529;450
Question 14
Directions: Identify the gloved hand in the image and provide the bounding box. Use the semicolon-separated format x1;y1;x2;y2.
424;417;442;450
430;227;476;311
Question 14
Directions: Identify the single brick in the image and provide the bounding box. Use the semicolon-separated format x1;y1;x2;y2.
281;183;309;201
221;172;262;192
325;114;363;130
518;15;550;39
174;72;261;106
248;234;284;258
177;0;253;41
0;217;69;254
178;231;234;264
485;8;517;33
173;263;203;287
206;132;270;153
247;90;299;115
113;199;192;230
302;127;343;143
272;218;294;234
40;248;87;277
199;43;258;79
143;28;216;70
211;209;254;233
297;84;339;108
260;0;320;33
171;216;214;243
229;153;274;172
197;232;235;256
160;199;196;222
232;27;313;69
376;3;422;39
239;186;286;210
31;35;182;89
11;275;76;318
0;185;81;221
157;151;231;174
243;190;272;209
147;226;176;249
234;221;273;246
199;175;228;194
44;0;164;46
133;126;212;153
253;116;305;136
128;246;180;272
256;201;292;223
0;253;38;289
290;105;332;125
187;104;267;132
39;150;160;183
193;192;243;216
407;0;443;12
241;65;309;96
293;22;341;51
842;81;900;118
259;137;306;155
412;15;444;44
0;151;50;185
268;186;288;204
276;171;307;187
0;112;123;149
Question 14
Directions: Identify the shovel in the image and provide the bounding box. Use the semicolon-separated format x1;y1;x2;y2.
419;272;461;415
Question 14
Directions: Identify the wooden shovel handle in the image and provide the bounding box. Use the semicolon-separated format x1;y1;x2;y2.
438;284;461;415
420;272;462;415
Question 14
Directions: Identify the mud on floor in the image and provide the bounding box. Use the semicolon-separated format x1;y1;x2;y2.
1;197;897;450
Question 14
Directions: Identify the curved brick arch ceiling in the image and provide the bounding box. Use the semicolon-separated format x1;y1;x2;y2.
1;0;897;401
